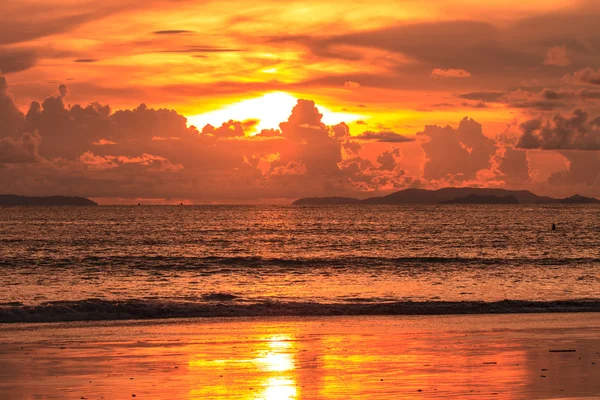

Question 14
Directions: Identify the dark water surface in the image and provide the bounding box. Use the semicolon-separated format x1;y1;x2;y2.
1;205;599;321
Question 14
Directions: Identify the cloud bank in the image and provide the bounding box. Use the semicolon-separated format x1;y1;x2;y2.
1;76;600;203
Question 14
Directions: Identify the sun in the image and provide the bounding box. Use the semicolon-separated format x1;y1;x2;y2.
186;92;364;135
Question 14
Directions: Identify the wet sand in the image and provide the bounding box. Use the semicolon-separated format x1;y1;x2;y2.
0;313;598;399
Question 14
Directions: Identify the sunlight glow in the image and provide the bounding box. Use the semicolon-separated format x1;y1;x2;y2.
261;377;297;400
187;92;364;134
255;335;294;372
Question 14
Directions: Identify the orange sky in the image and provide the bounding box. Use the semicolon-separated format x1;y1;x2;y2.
1;0;600;203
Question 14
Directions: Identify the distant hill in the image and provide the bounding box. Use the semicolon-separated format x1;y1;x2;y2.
561;194;600;204
0;195;97;206
440;194;519;204
292;188;599;205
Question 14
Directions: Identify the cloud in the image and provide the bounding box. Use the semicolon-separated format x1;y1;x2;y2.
74;58;98;63
0;132;41;164
202;120;246;137
58;84;68;97
152;30;195;35
344;81;361;89
291;18;543;82
431;68;471;78
460;101;487;109
548;151;600;187
0;49;38;73
0;7;106;45
0;75;26;138
543;45;570;66
92;139;117;146
79;151;183;171
418;117;498;182
564;68;600;85
254;128;282;138
500;88;600;111
2;74;599;201
353;131;414;143
497;146;530;184
376;148;401;171
457;92;505;102
516;109;600;150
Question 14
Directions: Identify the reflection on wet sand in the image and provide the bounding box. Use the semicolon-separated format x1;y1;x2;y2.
0;314;599;399
188;334;298;399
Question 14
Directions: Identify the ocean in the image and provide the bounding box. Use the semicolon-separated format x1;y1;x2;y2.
1;205;599;322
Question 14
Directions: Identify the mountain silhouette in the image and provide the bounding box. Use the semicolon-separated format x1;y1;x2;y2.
561;194;600;204
439;194;519;204
293;188;599;205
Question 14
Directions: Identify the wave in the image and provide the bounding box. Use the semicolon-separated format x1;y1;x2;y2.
2;255;600;270
1;298;599;323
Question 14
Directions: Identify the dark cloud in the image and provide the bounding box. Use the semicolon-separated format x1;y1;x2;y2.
287;19;542;78
460;101;488;109
0;132;41;164
418;117;497;181
511;99;569;111
270;4;600;95
0;0;142;47
376;148;401;171
0;49;38;73
354;131;414;143
516;109;600;150
458;92;505;102
22;86;197;160
564;68;600;85
500;87;600;111
152;30;195;35
0;75;25;138
497;146;530;184
548;151;600;186
431;103;455;109
74;58;98;63
0;10;100;45
201;120;246;138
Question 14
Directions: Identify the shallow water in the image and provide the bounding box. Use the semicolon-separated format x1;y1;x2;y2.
0;205;599;321
1;314;599;399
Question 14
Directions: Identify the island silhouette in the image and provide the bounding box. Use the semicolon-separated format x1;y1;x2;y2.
293;188;600;205
0;195;97;206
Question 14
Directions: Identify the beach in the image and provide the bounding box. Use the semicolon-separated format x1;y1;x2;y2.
0;313;598;399
1;206;599;398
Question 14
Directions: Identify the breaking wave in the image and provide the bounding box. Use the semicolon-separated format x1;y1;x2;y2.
1;298;599;323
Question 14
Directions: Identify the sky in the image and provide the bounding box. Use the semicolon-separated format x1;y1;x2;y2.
1;0;600;203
